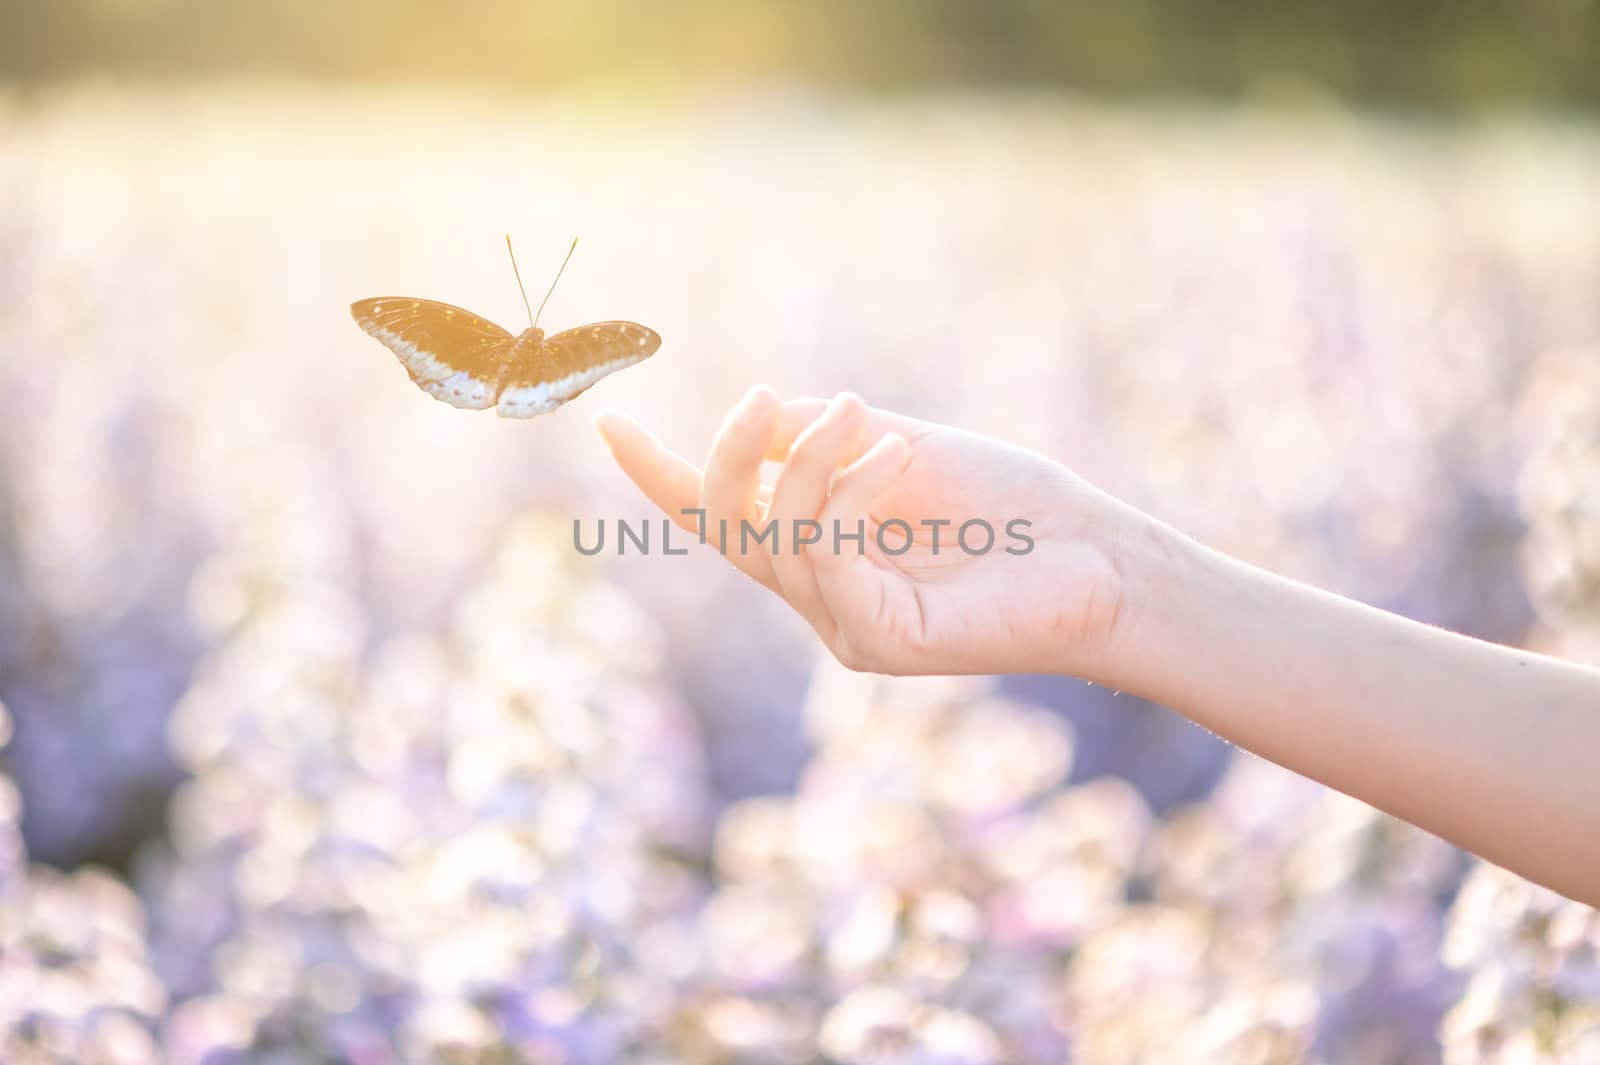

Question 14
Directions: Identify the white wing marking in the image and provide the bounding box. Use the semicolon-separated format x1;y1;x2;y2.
495;354;646;419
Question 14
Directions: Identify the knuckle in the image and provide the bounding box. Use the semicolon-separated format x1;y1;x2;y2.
832;634;885;674
832;637;867;673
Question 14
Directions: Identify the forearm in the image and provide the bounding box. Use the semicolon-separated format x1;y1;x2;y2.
1102;516;1600;906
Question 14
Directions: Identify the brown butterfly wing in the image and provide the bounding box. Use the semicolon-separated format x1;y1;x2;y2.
496;321;661;418
351;297;514;410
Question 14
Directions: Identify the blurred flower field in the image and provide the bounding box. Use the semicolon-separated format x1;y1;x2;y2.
0;86;1598;1062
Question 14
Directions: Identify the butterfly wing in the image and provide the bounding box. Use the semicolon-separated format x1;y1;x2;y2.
351;297;513;410
496;321;661;419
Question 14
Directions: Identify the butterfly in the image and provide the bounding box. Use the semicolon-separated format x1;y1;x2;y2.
351;237;660;418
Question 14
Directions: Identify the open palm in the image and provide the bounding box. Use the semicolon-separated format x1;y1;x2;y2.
595;389;1133;677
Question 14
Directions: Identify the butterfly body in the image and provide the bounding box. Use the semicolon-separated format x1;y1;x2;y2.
351;297;660;418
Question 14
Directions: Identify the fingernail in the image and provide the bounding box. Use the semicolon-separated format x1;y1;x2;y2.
734;387;772;424
825;392;863;424
595;408;647;447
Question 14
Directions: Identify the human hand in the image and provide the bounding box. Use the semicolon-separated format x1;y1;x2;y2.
594;388;1146;678
596;388;1600;904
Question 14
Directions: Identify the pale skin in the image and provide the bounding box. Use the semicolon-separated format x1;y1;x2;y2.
594;388;1600;907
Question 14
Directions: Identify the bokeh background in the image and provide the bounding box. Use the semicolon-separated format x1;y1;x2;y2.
3;3;1599;1063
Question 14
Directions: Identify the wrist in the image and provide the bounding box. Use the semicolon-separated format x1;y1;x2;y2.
1088;505;1216;695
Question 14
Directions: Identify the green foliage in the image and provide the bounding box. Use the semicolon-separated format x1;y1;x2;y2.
4;0;1599;111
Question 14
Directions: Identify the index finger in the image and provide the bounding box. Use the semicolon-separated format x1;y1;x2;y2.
594;410;705;534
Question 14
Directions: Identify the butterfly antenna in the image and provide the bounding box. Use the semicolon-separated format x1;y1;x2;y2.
533;237;578;331
506;235;535;330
